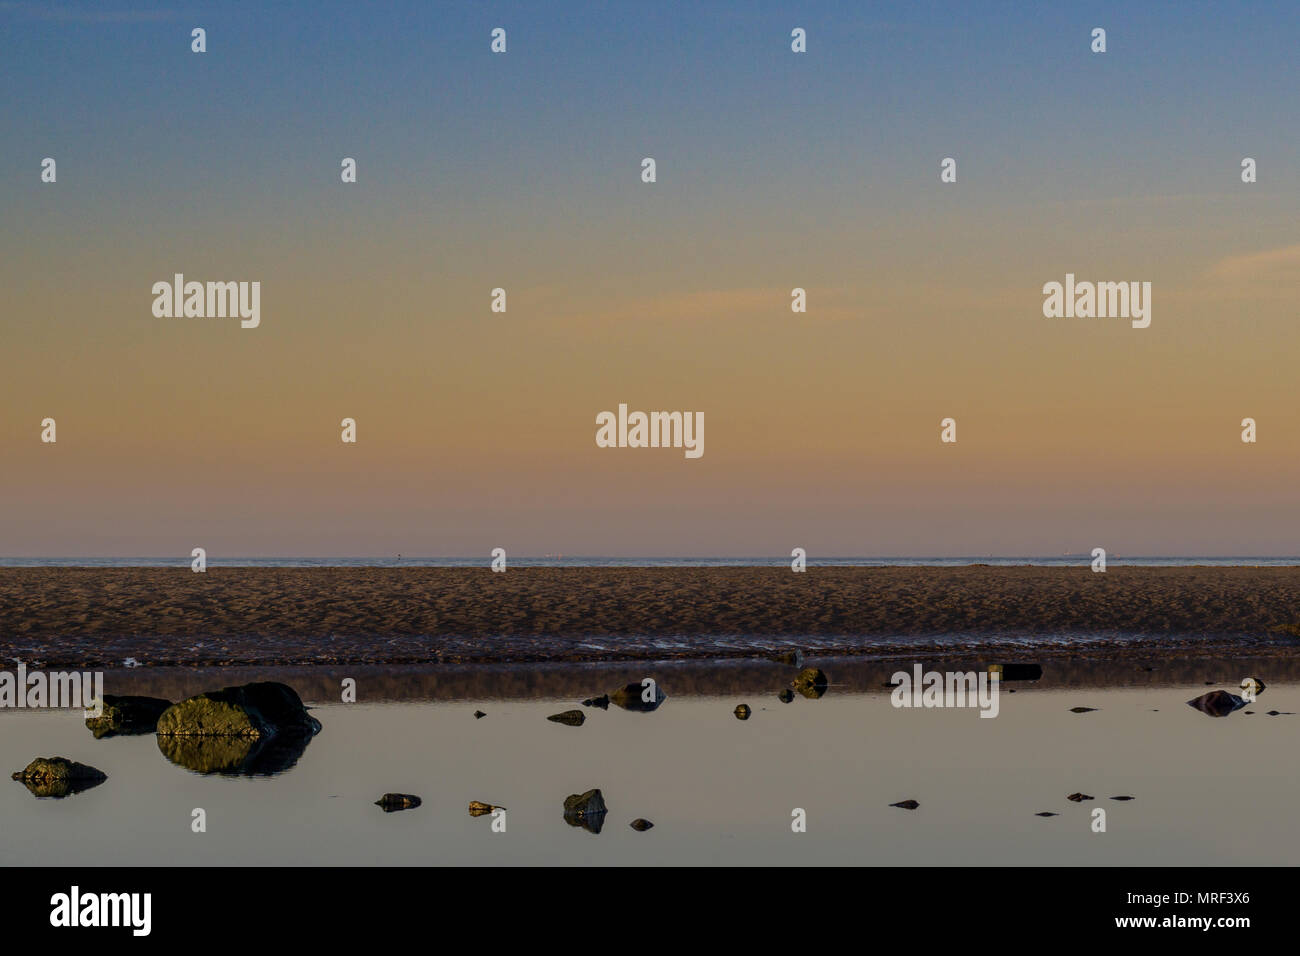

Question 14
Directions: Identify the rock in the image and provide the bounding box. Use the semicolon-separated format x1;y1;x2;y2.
608;681;666;712
547;710;586;726
1186;690;1246;718
1240;677;1266;697
1109;795;1135;801
734;704;751;720
473;710;486;719
987;663;1043;682
582;695;610;709
630;818;654;831
469;801;503;817
792;668;828;699
156;681;320;739
155;681;321;776
778;689;794;703
1035;812;1059;817
85;695;172;739
375;793;421;812
1066;792;1094;802
563;788;608;833
11;757;107;798
1069;706;1098;713
890;799;919;810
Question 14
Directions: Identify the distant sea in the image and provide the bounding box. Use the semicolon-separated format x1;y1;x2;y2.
2;556;1299;568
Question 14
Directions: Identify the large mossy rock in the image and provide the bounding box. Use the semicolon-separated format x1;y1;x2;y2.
156;681;320;738
792;668;829;699
155;681;320;776
86;695;172;739
11;757;107;798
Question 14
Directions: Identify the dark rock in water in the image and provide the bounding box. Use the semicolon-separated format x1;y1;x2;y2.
1109;795;1135;801
792;668;828;699
778;689;795;703
375;793;421;812
469;801;503;817
156;681;320;739
775;649;804;668
547;710;586;726
630;818;654;831
988;663;1043;682
563;788;608;833
1035;812;1059;817
473;710;486;719
1241;677;1266;698
1069;706;1098;713
608;681;666;712
155;682;320;775
1066;792;1094;802
582;695;610;709
11;757;107;798
734;704;752;720
85;695;172;739
890;800;919;810
1186;690;1246;718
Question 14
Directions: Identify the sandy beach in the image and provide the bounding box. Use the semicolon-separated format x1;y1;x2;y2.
3;565;1299;667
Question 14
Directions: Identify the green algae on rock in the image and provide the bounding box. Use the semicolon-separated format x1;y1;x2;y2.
11;757;107;798
156;681;320;738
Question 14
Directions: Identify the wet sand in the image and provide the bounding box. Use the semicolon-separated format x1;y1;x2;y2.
3;566;1299;667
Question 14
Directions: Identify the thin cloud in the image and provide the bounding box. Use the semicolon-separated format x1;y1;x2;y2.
1208;244;1300;281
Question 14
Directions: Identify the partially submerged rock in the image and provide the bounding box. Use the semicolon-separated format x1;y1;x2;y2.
155;681;321;775
608;681;666;712
469;801;504;817
1066;792;1094;802
375;793;421;812
563;788;608;833
774;649;804;668
734;704;752;720
582;695;610;709
85;695;172;739
1187;690;1246;718
473;710;486;719
1035;812;1059;817
890;799;919;810
987;663;1043;682
1069;706;1098;714
792;668;828;699
630;818;654;831
1240;677;1266;698
547;710;586;726
11;757;107;798
157;681;320;738
777;689;794;704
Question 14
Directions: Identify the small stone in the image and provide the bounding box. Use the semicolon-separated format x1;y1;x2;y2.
890;799;919;810
468;800;503;817
375;793;421;812
473;710;486;719
1035;812;1059;817
582;695;610;709
1066;792;1093;802
547;710;586;726
734;704;751;720
1109;795;1135;801
1069;707;1098;713
630;818;654;831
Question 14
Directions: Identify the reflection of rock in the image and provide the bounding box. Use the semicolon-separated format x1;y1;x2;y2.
774;649;804;668
778;689;794;704
156;681;321;776
469;801;503;817
86;695;172;739
734;704;751;720
547;710;585;726
608;682;666;712
890;800;919;810
792;668;828;699
563;789;608;833
582;695;610;709
375;793;421;812
630;818;654;831
1187;690;1246;718
11;757;107;798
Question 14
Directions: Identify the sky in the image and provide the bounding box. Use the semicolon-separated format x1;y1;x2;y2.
2;1;1299;556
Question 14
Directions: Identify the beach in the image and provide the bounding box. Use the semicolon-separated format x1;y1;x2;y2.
4;565;1298;667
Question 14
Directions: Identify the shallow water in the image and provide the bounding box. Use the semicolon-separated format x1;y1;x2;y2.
2;667;1295;866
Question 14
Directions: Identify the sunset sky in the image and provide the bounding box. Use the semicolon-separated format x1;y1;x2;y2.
3;1;1299;556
